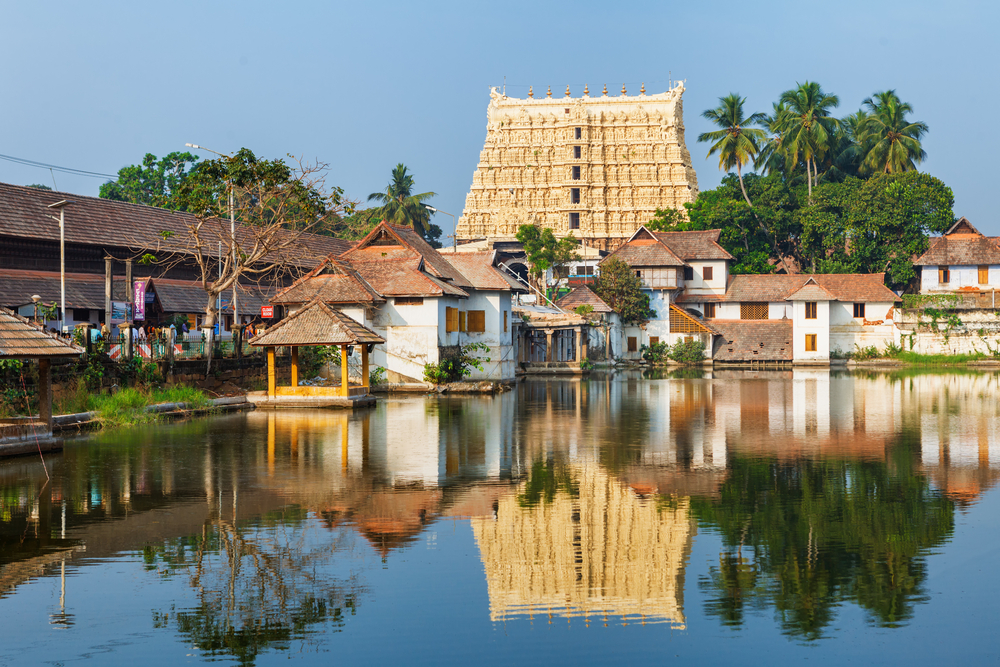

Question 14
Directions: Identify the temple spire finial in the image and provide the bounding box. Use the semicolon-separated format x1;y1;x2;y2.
584;84;589;96
546;86;552;98
621;84;627;96
640;82;646;95
528;86;533;98
602;84;608;96
565;85;571;97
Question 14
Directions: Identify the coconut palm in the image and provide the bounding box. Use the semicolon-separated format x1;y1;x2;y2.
754;102;794;178
860;90;928;174
367;164;437;238
777;82;841;202
698;94;768;207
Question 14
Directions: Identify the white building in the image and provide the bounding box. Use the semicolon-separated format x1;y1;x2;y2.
914;218;1000;294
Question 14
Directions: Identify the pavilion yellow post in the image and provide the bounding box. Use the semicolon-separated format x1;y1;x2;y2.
267;347;276;398
340;413;349;471
362;344;370;390
291;346;299;388
267;412;275;475
341;345;349;397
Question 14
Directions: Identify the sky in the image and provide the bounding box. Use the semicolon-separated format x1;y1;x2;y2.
1;0;997;238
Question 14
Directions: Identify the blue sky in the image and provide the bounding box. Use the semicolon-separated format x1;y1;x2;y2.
1;0;996;237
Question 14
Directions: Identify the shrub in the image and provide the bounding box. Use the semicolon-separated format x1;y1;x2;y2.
852;344;881;361
424;343;489;384
369;365;387;386
668;339;706;365
641;342;670;363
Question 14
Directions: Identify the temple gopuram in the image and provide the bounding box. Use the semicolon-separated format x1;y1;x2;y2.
456;81;699;251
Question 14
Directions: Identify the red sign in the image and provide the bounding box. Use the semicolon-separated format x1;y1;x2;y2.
261;306;274;319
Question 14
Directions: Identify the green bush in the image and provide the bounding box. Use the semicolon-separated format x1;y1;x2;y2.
423;343;489;384
668;339;706;365
852;344;881;361
369;365;387;386
641;342;670;363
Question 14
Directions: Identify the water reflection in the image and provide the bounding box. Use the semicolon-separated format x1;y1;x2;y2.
0;370;998;663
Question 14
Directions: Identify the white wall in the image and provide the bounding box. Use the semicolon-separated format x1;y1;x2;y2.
791;300;830;362
920;264;1000;293
829;301;897;355
682;260;728;295
460;291;516;381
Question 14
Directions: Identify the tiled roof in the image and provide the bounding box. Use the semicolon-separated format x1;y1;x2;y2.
914;232;1000;266
785;279;838;301
0;181;352;269
441;252;522;291
710;320;793;362
0;307;84;358
350;258;468;298
652;230;734;261
250;299;384;347
150;278;273;316
555;286;613;313
272;257;384;305
668;304;719;334
603;237;685;267
719;274;898;303
0;270;128;309
347;223;472;289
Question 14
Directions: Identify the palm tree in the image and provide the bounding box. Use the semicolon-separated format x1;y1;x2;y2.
777;82;840;202
860;90;928;174
367;164;437;238
754;102;794;179
698;94;768;207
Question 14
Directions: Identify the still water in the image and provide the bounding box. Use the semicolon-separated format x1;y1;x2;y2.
1;370;998;665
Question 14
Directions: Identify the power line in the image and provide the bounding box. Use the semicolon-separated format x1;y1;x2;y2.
0;152;117;180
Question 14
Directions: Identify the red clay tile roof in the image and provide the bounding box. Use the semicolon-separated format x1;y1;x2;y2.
350;258;468;298
0;181;352;269
250;299;384;347
0;270;128;309
602;231;685;267
718;274;897;303
555;285;613;313
0;307;84;358
442;252;522;291
710;320;793;362
785;278;838;301
271;257;384;305
346;222;472;289
914;229;1000;266
652;230;734;261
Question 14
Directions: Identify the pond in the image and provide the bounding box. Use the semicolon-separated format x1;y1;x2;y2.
0;370;998;665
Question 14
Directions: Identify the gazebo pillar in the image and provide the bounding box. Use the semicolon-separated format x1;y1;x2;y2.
37;358;52;429
545;329;554;363
267;346;276;398
341;345;350;397
574;327;582;363
581;327;588;361
291;347;299;387
361;344;370;391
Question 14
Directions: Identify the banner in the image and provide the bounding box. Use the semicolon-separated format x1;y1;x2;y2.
133;280;147;321
111;301;129;325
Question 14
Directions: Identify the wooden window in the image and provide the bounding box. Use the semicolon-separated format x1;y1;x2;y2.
853;303;865;318
704;303;716;319
740;302;768;320
572;165;581;180
503;310;508;333
575;127;582;140
574;146;582;159
468;310;486;333
569;212;580;229
702;266;713;281
805;302;817;319
445;307;458;332
979;265;989;284
395;297;423;306
459;311;467;332
627;336;637;352
805;334;817;352
939;266;950;284
571;187;580;203
683;266;694;281
649;336;659;346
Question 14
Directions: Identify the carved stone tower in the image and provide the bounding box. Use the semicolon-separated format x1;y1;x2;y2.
455;82;699;251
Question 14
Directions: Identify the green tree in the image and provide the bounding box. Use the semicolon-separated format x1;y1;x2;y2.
860;90;928;175
592;257;656;325
367;164;440;246
26;183;52;190
515;225;580;278
645;207;685;231
776;82;841;202
99;152;200;209
698;94;767;208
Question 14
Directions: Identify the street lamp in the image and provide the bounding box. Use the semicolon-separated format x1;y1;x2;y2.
46;199;75;334
31;295;41;324
186;143;238;333
425;206;456;250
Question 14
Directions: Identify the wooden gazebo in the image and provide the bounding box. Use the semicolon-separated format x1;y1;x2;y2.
248;299;385;409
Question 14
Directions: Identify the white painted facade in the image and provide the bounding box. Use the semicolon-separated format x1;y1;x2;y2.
790;300;830;363
919;264;1000;293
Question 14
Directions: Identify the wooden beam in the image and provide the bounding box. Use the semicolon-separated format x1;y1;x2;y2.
362;344;370;390
267;346;276;398
341;345;349;398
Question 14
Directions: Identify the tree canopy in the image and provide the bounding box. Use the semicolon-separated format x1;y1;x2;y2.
592;257;656;325
367;164;441;247
515;225;579;277
100;151;200;210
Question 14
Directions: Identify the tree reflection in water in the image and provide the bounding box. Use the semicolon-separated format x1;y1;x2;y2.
693;439;954;640
145;507;364;665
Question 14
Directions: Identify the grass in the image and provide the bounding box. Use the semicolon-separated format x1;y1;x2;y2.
54;383;214;428
893;351;992;366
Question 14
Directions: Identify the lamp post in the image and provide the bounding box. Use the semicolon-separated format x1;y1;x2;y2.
186;143;238;333
46;200;74;334
425;206;456;250
31;295;41;324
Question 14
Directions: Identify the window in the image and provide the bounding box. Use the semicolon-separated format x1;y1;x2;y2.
569;212;580;229
395;297;423;306
571;187;580;203
683;266;694;281
980;265;989;284
939;266;950;284
574;146;581;159
649;336;659;346
741;302;768;320
704;303;716;318
72;308;90;322
467;310;485;333
702;266;713;281
805;302;817;319
853;303;865;318
445;307;458;332
575;265;592;276
503;310;508;333
572;165;581;180
574;127;582;140
805;334;817;352
627;336;637;352
459;311;467;332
